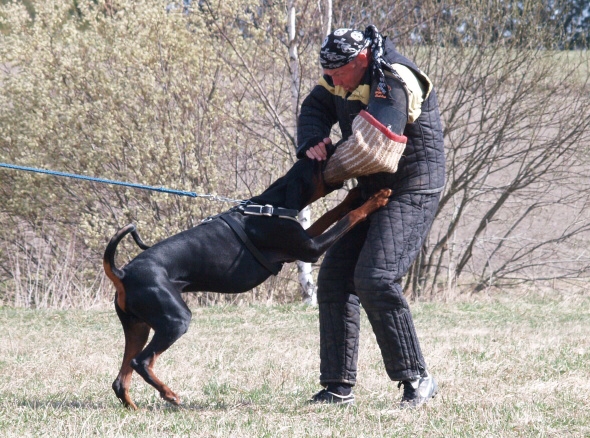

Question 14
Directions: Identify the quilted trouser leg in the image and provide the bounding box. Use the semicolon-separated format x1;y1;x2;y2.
355;193;439;381
316;220;369;386
361;286;426;381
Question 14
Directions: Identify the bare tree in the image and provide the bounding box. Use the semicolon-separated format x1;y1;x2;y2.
287;0;315;304
404;1;590;295
314;0;590;295
291;0;333;305
3;0;590;307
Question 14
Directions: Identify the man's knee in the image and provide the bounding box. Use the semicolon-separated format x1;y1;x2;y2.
317;267;355;304
317;282;360;306
354;271;408;310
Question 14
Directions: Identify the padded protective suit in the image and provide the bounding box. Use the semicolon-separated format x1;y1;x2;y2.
297;38;445;384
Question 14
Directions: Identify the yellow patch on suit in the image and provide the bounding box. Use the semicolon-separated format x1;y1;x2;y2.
390;64;433;123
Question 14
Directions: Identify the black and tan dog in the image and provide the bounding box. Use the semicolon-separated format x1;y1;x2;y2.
104;157;391;409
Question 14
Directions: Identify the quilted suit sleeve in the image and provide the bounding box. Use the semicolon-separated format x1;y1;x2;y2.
296;83;339;158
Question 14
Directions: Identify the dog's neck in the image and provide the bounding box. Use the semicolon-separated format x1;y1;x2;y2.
248;159;327;211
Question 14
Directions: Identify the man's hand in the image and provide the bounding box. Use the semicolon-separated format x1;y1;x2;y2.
305;138;332;161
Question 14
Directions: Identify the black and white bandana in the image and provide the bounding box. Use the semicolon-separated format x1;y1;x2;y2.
319;28;370;70
364;25;395;79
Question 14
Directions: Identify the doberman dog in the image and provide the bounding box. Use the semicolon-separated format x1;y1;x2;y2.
104;157;391;409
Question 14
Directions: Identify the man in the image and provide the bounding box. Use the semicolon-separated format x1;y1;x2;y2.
297;26;445;408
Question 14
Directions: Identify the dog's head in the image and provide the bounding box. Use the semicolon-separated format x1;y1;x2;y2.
250;158;341;211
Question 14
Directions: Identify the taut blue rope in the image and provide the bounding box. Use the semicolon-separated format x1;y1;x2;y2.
0;162;243;203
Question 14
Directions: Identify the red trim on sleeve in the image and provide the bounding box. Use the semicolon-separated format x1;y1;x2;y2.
359;110;407;143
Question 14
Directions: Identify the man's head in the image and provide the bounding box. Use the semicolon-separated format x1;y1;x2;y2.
320;28;371;92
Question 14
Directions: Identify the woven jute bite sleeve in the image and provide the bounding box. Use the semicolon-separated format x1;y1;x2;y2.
323;110;407;185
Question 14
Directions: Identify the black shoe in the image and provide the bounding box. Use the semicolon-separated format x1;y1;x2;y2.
398;371;438;409
309;388;355;404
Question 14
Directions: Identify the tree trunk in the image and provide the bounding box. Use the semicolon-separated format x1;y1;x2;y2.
290;0;333;304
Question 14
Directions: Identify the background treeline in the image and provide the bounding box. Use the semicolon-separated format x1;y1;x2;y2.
0;0;589;308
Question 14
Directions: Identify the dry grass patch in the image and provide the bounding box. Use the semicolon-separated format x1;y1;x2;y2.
0;292;588;437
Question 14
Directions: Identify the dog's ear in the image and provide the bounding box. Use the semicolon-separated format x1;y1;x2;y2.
303;159;344;206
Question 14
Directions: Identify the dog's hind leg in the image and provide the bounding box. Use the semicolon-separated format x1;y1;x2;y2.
130;290;192;406
112;298;150;410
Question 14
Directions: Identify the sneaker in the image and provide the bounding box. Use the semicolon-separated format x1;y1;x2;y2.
309;388;355;404
398;371;438;409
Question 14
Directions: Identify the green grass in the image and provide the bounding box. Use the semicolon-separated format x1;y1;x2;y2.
0;292;589;437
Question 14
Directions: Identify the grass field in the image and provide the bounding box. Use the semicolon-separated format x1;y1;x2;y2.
0;291;588;437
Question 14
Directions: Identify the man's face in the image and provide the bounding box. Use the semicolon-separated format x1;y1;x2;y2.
323;54;369;92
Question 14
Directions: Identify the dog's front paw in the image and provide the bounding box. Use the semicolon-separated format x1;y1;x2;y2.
161;390;181;406
369;188;392;208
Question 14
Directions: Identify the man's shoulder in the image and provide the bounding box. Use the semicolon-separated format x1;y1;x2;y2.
382;39;413;67
382;37;400;58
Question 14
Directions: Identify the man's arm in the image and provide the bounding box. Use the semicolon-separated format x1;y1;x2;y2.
296;84;339;159
366;72;409;135
321;70;418;185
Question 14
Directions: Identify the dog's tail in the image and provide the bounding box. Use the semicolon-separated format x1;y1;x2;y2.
103;224;151;312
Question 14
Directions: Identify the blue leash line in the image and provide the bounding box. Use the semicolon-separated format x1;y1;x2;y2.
0;162;243;203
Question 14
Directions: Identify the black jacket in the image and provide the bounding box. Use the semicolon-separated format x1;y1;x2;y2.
297;38;445;196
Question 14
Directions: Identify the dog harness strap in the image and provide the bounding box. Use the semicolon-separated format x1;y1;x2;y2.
241;204;299;221
220;214;281;276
